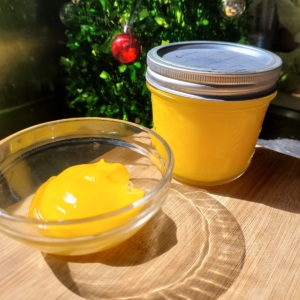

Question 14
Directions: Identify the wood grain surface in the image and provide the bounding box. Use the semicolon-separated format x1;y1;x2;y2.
1;146;300;300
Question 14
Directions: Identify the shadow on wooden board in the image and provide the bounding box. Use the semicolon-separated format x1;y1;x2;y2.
45;182;245;300
205;147;300;213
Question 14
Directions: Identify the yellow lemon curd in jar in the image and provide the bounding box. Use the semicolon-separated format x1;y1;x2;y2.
147;82;277;186
29;159;144;238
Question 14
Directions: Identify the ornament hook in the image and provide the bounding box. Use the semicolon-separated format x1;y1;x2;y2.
124;0;143;32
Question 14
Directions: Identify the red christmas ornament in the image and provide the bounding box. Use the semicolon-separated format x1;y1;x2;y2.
112;30;142;64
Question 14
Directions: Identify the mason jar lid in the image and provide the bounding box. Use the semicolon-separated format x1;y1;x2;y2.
146;41;282;100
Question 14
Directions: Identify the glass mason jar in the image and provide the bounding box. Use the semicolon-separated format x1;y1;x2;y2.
146;41;282;186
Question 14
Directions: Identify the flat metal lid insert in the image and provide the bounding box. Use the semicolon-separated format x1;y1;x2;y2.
146;41;282;99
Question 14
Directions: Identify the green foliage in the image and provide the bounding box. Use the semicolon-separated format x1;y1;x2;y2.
62;0;252;127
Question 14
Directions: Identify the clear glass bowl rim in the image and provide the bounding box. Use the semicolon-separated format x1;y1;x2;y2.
0;117;174;227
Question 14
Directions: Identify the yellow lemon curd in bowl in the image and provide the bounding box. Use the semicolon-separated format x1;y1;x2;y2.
28;159;144;238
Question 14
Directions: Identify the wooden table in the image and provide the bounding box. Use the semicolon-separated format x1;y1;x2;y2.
1;146;300;299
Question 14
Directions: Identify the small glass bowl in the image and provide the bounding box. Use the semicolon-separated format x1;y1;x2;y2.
0;118;174;255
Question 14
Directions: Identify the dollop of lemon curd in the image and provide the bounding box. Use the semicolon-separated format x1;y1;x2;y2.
29;159;144;238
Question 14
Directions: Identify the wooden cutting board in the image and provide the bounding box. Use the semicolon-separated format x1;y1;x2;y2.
1;146;300;300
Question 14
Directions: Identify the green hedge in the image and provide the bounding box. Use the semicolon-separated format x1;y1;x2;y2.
61;0;251;127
